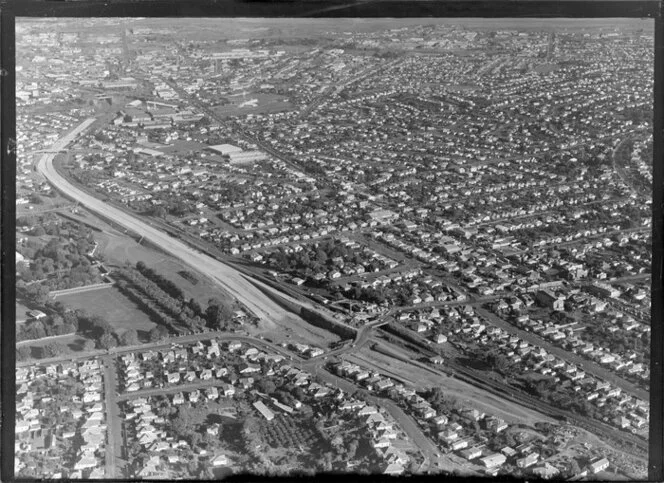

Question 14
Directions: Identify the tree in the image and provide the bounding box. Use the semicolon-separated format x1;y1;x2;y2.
172;407;194;435
41;342;65;358
82;339;96;352
148;325;170;342
120;328;139;346
151;205;168;219
16;345;32;361
257;379;276;395
568;458;582;476
97;332;118;350
206;301;234;330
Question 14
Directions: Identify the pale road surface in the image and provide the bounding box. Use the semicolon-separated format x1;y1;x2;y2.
101;354;120;478
36;118;317;330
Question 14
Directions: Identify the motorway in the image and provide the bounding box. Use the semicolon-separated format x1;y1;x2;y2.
36;119;324;333
31;115;650;474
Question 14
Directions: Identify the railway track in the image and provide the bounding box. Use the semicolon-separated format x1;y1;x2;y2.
444;360;649;456
373;327;648;455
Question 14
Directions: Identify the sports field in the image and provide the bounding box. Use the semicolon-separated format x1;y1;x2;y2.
57;286;157;338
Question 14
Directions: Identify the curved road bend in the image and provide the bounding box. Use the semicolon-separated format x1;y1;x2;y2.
36;119;317;329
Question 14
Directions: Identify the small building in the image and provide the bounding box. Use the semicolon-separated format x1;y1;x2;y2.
480;453;507;469
536;290;564;311
459;446;483;460
253;401;275;421
587;457;610;474
516;452;539;468
531;462;560;479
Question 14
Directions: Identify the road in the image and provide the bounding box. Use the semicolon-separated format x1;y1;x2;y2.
101;354;121;478
17;330;306;369
612;133;649;198
36;118;325;333
474;307;649;401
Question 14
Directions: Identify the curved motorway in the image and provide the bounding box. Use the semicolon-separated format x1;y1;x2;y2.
36;118;314;329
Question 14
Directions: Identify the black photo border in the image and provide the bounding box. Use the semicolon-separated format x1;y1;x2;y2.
1;1;662;482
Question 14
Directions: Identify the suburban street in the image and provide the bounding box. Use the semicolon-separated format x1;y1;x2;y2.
101;354;121;478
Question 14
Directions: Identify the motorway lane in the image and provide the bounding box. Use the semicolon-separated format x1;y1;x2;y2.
475;307;649;401
36;119;320;331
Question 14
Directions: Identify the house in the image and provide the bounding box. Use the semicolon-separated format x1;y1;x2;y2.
501;447;517;458
382;463;405;475
74;454;98;471
449;439;469;451
253;401;274;421
460;408;483;421
587;458;610;474
459;446;483;460
480;453;507;468
227;341;242;352
211;454;229;467
417;406;436;419
516;452;539;468
238;377;254;389
432;415;448;426
485;417;508;433
536;290;564;311
372;437;391;449
309;347;325;358
358;405;378;416
531;463;560;479
238;363;260;374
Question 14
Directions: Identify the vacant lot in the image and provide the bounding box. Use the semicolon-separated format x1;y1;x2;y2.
57;286;156;337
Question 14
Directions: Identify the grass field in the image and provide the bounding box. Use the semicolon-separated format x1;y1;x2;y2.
18;333;95;358
16;301;33;323
96;229;236;310
213;93;293;117
57;286;157;338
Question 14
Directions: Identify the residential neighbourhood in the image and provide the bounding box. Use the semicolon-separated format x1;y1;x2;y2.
15;18;652;480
